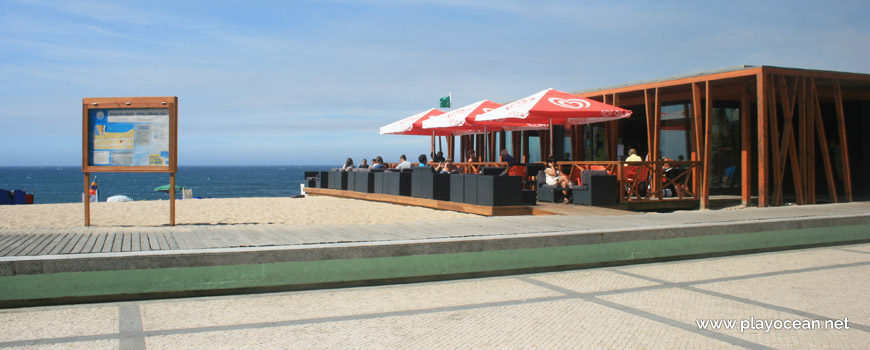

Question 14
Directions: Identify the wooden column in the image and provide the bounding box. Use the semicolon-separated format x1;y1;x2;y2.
741;89;751;206
807;77;816;204
833;80;853;201
775;76;804;205
83;172;90;226
447;135;455;161
810;78;838;203
169;172;176;226
798;78;812;204
756;73;769;207
767;75;782;206
644;89;654;157
692;83;704;199
522;131;530;163
702;81;713;209
576;125;585;161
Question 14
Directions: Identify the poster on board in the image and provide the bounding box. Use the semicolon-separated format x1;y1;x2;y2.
87;108;170;166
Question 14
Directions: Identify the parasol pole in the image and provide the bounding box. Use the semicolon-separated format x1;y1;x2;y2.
549;118;554;160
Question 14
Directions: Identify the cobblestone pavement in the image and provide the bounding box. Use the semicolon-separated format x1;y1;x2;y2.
2;243;868;349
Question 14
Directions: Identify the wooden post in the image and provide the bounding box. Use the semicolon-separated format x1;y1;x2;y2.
741;89;751;206
776;76;804;205
703;81;713;209
810;78;838;203
170;172;176;226
653;87;661;198
644;89;654;158
807;77;816;204
756;73;769;207
767;75;782;206
83;172;90;226
522;131;530;163
833;80;853;201
692;83;703;199
798;78;812;204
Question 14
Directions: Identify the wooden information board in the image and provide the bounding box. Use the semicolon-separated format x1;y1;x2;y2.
82;97;178;226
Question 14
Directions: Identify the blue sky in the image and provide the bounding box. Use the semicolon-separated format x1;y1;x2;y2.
1;0;868;166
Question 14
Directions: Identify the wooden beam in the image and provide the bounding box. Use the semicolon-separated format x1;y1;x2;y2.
833;80;853;201
799;77;809;204
574;67;764;97
652;87;662;197
775;75;805;205
702;81;713;209
756;73;769;207
810;78;838;203
741;89;751;206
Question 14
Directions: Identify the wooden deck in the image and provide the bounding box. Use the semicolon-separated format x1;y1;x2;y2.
305;187;535;216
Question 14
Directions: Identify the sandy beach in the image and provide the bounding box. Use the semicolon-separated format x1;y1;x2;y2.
0;196;477;229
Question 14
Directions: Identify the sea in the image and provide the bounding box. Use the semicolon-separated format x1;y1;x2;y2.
0;166;334;204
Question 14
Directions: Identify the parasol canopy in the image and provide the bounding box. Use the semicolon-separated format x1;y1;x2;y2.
423;100;549;135
379;108;451;136
474;88;632;126
154;184;184;192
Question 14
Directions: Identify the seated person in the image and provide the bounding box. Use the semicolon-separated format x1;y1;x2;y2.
371;156;386;169
395;154;412;170
432;151;445;163
466;150;479;163
500;149;517;166
437;158;461;174
418;154;428;167
341;157;355;171
545;157;571;203
625;148;642;162
358;159;369;169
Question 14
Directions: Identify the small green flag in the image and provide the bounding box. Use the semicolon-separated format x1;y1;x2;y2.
439;95;451;108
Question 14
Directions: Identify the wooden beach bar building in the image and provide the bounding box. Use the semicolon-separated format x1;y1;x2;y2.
465;66;869;209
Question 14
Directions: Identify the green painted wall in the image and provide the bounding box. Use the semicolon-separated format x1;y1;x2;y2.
2;224;868;303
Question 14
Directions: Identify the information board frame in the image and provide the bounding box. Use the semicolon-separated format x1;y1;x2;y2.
82;96;178;173
82;96;178;226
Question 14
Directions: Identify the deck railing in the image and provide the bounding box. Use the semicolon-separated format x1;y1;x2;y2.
555;161;701;203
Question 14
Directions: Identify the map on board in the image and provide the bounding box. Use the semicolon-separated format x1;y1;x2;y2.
88;108;170;166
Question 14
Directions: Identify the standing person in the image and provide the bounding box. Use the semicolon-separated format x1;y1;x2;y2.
341;158;355;171
358;159;369;169
432;151;445;163
418;154;428;167
396;155;412;170
500;149;517;166
545;157;571;204
371;156;386;169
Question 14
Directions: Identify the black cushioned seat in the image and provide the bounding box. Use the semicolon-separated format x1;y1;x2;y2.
411;167;449;200
536;170;570;203
476;175;522;206
450;174;465;203
571;170;617;205
384;171;412;196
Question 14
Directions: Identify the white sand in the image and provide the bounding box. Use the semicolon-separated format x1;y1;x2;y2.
0;196;477;229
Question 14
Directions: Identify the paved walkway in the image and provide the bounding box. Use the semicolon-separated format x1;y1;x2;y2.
1;243;868;349
1;202;867;257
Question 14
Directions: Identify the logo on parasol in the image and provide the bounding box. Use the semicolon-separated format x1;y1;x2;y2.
548;97;591;109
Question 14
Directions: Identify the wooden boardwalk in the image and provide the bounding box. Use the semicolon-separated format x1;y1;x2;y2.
1;202;868;258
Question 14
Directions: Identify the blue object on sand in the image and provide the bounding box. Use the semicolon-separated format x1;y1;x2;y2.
13;190;26;205
0;189;12;205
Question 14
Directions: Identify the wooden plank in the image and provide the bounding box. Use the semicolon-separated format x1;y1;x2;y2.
131;232;141;252
59;234;84;254
120;232;131;252
756;72;769;207
833;80;853;201
103;232;118;253
164;231;181;250
90;233;107;253
810;78;838;203
70;232;92;254
137;229;150;251
49;233;77;255
2;234;41;256
148;232;161;250
79;232;99;254
22;234;58;256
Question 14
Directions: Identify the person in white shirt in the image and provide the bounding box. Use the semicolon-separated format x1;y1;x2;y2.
395;154;412;170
